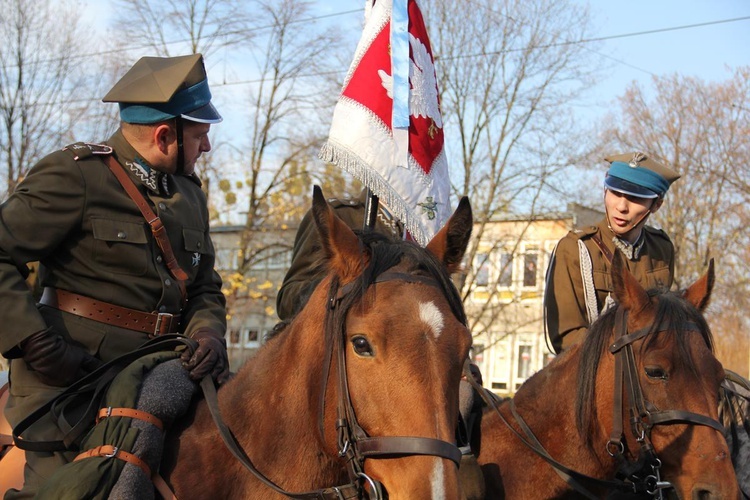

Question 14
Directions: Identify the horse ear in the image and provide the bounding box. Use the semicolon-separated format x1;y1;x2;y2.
683;258;715;313
611;250;650;314
426;197;473;274
311;186;363;280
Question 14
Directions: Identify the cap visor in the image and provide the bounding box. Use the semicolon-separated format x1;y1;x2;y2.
604;176;658;199
181;102;222;124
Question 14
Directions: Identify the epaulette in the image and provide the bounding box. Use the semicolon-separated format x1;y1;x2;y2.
185;173;203;188
568;225;597;240
643;225;670;240
61;142;113;161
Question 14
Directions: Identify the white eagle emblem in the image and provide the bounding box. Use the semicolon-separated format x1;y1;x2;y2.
192;252;201;267
378;33;442;128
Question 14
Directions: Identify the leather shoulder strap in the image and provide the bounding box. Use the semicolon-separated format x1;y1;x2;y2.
589;232;613;264
104;156;188;303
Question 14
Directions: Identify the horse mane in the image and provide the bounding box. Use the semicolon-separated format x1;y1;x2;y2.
574;287;715;452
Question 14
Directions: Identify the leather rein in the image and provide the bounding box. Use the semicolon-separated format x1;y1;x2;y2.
202;270;462;499
471;307;725;499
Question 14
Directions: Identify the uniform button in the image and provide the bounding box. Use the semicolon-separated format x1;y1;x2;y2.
158;202;167;210
156;255;163;263
165;278;172;286
159;305;167;313
196;242;202;248
117;231;127;239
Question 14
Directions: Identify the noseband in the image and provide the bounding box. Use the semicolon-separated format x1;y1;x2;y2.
605;307;725;497
322;271;463;499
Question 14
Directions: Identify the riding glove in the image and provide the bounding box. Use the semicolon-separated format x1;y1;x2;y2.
21;327;102;387
181;327;230;384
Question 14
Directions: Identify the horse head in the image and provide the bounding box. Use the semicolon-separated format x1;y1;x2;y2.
476;253;737;500
307;186;473;499
578;253;737;499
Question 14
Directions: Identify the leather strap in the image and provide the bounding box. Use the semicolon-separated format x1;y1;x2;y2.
104;155;188;305
97;407;164;431
75;444;151;477
590;232;614;264
40;287;180;336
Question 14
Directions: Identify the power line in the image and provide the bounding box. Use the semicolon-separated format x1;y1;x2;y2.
437;15;750;62
0;8;363;69
7;10;749;103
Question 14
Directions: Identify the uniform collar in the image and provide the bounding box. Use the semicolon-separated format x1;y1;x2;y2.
107;129;170;196
598;219;645;260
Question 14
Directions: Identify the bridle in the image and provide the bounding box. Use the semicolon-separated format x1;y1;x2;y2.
474;306;725;499
322;270;463;499
203;269;463;499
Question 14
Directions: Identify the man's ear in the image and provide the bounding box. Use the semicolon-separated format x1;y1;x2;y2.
153;124;175;154
651;197;664;213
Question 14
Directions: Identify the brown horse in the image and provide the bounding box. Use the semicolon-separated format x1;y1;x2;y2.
476;254;738;499
164;186;474;499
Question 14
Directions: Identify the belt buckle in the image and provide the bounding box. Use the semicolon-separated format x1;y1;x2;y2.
154;312;174;336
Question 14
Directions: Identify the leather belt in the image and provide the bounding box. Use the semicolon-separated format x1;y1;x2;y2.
39;288;180;336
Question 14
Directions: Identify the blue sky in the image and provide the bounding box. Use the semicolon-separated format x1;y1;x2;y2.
311;0;750;115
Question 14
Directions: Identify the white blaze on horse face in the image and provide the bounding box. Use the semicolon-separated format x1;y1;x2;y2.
430;459;447;500
419;301;444;339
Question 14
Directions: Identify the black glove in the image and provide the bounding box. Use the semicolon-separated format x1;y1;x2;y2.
181;328;230;384
21;328;102;387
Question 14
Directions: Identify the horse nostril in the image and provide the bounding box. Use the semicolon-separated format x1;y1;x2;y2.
692;486;719;500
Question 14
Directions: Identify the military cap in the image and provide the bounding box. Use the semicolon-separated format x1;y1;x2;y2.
603;152;680;199
103;54;222;125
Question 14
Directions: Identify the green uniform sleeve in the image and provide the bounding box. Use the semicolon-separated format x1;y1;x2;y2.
276;209;327;322
0;152;85;354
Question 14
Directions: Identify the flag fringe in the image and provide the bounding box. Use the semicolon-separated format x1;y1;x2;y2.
319;141;429;245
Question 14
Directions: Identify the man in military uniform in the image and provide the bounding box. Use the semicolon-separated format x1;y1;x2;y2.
544;152;680;353
0;54;229;498
275;189;402;322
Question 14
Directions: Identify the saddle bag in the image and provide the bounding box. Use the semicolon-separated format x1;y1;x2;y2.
12;336;198;500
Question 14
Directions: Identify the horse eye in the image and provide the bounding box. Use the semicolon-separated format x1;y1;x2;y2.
645;366;668;380
351;335;374;357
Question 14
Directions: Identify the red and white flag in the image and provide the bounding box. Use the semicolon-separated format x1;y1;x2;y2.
319;0;450;246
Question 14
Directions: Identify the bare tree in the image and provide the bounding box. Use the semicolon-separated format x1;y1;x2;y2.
224;0;344;318
112;0;253;58
0;0;99;198
595;68;750;375
425;0;600;347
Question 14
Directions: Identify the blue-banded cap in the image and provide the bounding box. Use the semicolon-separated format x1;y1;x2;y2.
603;152;680;199
103;54;222;125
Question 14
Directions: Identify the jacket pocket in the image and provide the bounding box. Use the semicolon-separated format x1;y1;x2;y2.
180;227;212;275
91;217;149;276
646;266;671;290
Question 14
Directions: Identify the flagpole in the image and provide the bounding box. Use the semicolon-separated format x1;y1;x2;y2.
363;189;379;233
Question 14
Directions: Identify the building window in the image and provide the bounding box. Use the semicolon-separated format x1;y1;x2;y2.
517;344;532;379
523;252;538;287
228;328;241;347
244;328;261;348
498;252;513;287
474;253;489;287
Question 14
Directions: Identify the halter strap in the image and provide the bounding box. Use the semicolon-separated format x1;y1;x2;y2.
326;269;463;494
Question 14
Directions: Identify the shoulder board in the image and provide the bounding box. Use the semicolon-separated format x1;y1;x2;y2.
328;197;363;209
184;173;203;187
643;225;670;239
61;142;113;161
568;225;597;240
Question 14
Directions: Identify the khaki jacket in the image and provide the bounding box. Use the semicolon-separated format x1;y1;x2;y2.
544;218;674;353
0;130;226;426
276;191;402;321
